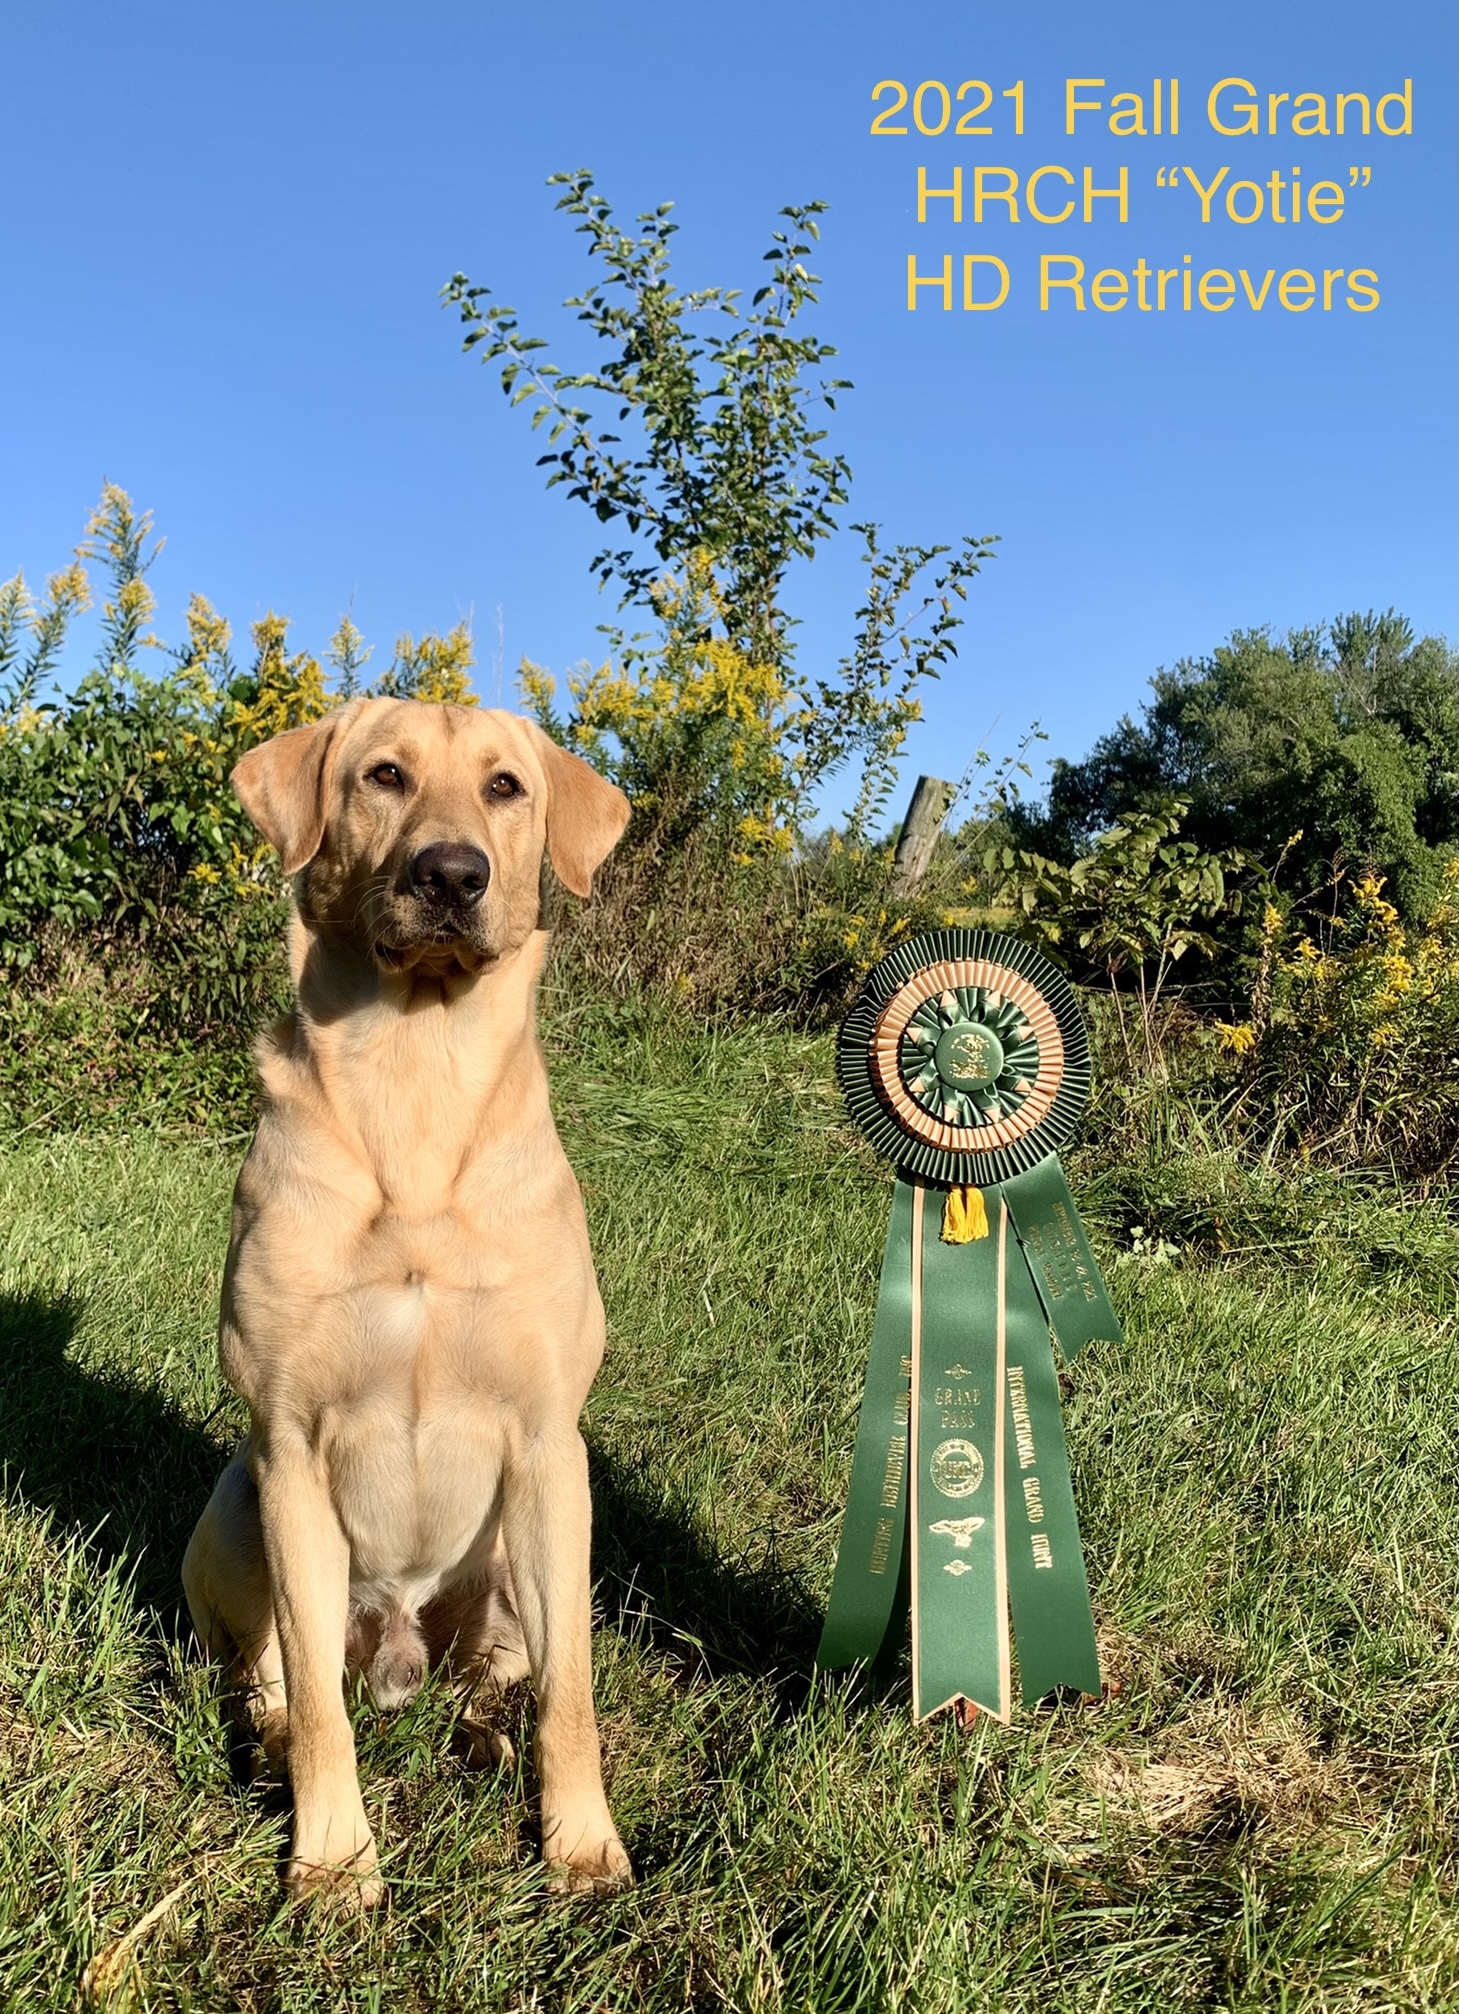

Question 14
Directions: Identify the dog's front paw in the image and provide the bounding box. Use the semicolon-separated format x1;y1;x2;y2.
547;1831;634;1897
287;1807;383;1910
285;1853;385;1912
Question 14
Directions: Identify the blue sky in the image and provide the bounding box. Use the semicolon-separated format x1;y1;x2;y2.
3;0;1454;818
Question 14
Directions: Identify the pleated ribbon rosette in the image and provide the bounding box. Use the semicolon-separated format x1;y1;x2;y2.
817;930;1124;1723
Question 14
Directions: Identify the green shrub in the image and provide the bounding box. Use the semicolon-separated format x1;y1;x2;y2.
0;926;261;1133
974;800;1251;1070
1021;613;1459;925
1223;867;1459;1181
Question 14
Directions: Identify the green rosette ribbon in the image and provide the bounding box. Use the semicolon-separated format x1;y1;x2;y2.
817;930;1123;1723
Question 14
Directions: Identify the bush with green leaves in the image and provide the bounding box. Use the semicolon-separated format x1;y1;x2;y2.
1223;866;1459;1181
1017;613;1458;924
975;800;1249;1073
0;490;276;1025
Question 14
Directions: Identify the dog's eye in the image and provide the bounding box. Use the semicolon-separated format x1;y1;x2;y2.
486;772;523;801
367;762;406;791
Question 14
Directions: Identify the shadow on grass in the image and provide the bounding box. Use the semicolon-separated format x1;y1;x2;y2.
0;1290;225;1635
0;1292;826;1687
586;1441;825;1702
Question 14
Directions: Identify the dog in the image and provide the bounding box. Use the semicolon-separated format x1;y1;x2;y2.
182;697;632;1904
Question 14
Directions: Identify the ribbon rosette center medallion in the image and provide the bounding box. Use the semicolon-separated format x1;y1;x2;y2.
816;930;1125;1724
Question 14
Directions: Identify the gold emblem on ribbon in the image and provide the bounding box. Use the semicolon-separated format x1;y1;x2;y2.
929;1438;985;1498
929;1515;985;1549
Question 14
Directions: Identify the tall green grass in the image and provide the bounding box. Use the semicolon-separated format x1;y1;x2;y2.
0;1004;1453;2010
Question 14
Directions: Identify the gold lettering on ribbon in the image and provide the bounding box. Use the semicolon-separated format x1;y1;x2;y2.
1006;1364;1038;1471
947;1028;995;1078
880;1432;908;1510
1054;1200;1099;1304
935;1381;982;1430
871;1379;912;1570
930;1438;985;1497
992;1205;1012;1715
1031;1533;1054;1570
1023;1207;1101;1307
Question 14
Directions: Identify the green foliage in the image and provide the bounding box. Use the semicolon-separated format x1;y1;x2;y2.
371;622;477;704
450;174;853;671
980;801;1250;1070
445;171;996;846
1021;613;1458;922
0;555;90;704
827;524;996;840
0;489;270;990
0;926;261;1132
1225;867;1459;1180
518;557;806;858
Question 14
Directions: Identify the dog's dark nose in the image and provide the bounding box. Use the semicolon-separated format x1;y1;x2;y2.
409;842;491;907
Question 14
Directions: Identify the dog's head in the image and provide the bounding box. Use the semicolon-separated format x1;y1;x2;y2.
232;699;630;975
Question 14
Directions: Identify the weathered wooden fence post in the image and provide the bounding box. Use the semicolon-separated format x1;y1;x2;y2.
890;775;955;897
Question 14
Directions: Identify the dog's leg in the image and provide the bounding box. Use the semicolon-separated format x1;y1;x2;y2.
182;1455;289;1770
437;1540;533;1771
254;1439;382;1907
502;1430;632;1894
433;1534;532;1696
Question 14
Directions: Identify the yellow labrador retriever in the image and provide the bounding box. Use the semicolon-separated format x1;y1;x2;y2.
183;697;632;1904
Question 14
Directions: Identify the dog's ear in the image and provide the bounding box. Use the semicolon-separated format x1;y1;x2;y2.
531;726;631;898
232;703;362;874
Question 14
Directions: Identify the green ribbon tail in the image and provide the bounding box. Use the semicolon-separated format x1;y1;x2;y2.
816;1177;916;1673
1002;1245;1101;1702
1004;1155;1124;1361
913;1191;1009;1722
819;1159;1111;1715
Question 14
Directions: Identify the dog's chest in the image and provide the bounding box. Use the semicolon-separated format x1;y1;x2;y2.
224;1108;602;1586
226;1164;599;1421
240;1249;550;1591
319;1336;508;1591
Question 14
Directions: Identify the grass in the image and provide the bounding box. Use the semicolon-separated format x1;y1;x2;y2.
0;993;1454;2011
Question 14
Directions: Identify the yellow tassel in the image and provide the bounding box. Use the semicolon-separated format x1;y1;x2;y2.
942;1185;989;1244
